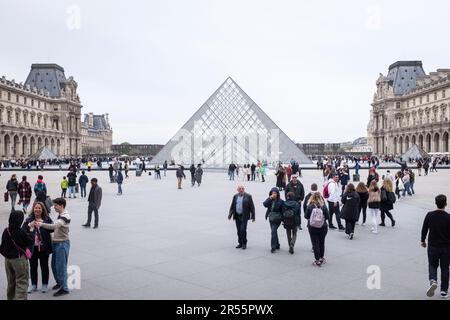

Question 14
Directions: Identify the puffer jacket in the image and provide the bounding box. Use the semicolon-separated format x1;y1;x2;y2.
340;191;360;221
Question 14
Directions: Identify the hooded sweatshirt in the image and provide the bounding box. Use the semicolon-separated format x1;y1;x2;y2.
283;199;301;228
0;211;34;259
263;187;284;220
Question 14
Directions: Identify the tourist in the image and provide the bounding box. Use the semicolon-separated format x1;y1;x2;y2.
190;164;196;186
251;163;256;181
325;173;345;231
368;180;381;234
284;174;305;229
303;183;318;217
0;210;34;300
421;194;450;299
286;164;292;183
417;159;423;176
108;164;114;182
60;176;68;198
82;178;102;228
356;182;369;226
339;164;350;194
155;165;161;179
282;191;301;254
117;170;123;195
33;175;47;204
263;187;284;253
163;160;168;177
394;171;404;199
305;192;330;267
18;176;32;214
402;170;413;197
409;169;416;195
246;164;251;182
176;165;186;189
23;202;53;294
67;170;77;198
366;167;379;188
380;178;396;227
340;183;360;240
423;159;430;176
260;162;266;182
275;165;286;191
78;170;89;198
6;174;19;211
228;185;255;250
124;161;129;178
36;198;70;297
194;164;203;187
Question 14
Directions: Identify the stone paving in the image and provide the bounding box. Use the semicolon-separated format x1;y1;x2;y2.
0;167;447;300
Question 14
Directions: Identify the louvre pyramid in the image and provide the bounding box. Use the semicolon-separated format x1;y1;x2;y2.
401;144;429;160
150;77;311;167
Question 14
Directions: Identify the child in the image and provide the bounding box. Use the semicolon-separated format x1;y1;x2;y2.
60;177;68;198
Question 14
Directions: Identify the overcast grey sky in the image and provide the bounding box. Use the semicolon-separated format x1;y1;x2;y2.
1;0;449;144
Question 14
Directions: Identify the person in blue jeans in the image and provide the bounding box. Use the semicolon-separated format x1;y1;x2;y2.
117;170;123;195
263;187;284;253
37;197;70;297
78;171;88;198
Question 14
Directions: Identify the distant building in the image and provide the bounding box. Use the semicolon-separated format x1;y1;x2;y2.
111;144;164;157
0;63;82;158
368;61;450;155
81;113;113;155
296;143;341;156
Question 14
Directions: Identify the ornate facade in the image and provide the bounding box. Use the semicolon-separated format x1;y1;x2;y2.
81;113;113;155
0;64;82;159
368;61;450;155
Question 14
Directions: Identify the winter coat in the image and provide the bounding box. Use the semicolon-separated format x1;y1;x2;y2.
0;211;34;259
79;174;89;187
340;191;360;221
228;192;255;221
6;179;18;192
357;191;369;208
304;203;330;228
380;187;395;211
116;171;124;184
61;179;69;189
18;181;32;205
263;187;284;220
194;168;203;183
22;215;54;255
284;181;305;203
67;172;77;187
282;200;301;229
33;180;47;202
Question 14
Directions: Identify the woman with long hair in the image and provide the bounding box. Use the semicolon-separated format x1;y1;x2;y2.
356;182;369;226
305;192;330;267
340;183;360;239
367;180;381;234
22;202;53;293
380;178;396;227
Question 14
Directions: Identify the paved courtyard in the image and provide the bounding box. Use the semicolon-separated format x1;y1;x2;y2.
0;167;447;300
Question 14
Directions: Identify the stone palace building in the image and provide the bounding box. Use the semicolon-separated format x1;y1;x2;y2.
368;61;450;155
81;113;113;155
0;64;113;159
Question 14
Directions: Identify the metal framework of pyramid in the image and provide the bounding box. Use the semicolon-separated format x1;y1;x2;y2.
401;143;429;160
29;146;58;160
150;77;311;167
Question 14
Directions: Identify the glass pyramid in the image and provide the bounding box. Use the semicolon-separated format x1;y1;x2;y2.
150;77;311;167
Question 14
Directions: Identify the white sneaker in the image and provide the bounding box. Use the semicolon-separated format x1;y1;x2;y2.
427;281;438;297
371;230;378;234
441;291;448;299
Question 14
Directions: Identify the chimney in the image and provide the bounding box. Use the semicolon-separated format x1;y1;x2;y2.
88;112;94;127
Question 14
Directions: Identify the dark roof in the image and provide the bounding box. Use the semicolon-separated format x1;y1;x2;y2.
24;64;67;98
83;114;108;131
386;61;426;96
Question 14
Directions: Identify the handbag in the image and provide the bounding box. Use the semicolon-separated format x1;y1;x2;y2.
7;228;32;259
4;191;9;202
268;201;282;223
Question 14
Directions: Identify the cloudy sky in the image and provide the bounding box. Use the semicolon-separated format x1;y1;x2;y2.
1;0;449;144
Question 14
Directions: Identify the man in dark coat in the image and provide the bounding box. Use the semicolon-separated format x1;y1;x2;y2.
82;178;102;229
340;185;360;239
285;175;305;229
228;185;255;250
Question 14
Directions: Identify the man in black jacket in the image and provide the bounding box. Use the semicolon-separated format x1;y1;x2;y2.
228;185;255;250
421;194;450;299
303;183;318;214
285;175;305;229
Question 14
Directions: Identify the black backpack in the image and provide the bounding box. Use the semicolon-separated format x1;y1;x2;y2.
283;207;296;227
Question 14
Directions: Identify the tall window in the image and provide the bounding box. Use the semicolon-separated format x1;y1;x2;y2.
434;92;438;101
16;95;19;103
427;94;430;103
443;90;446;99
31;99;34;107
24;97;27;105
7;110;12;123
396;102;401;109
413;98;416;107
420;96;423;104
7;92;11;101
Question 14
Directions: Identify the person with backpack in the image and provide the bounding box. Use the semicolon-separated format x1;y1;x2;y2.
285;174;305;229
324;173;345;231
380;178;396;227
18;176;32;214
33;175;47;203
421;194;450;299
0;210;34;300
6;174;19;212
22;202;53;294
176;165;186;189
305;192;330;267
340;183;360;240
356;182;369;226
264;187;284;253
67;170;77;198
228;185;256;250
368;180;381;234
282;192;301;254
